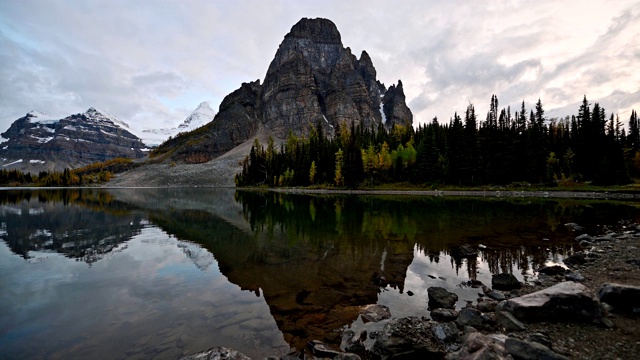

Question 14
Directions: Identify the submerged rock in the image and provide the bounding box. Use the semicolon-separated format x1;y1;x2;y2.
497;281;604;324
492;273;522;291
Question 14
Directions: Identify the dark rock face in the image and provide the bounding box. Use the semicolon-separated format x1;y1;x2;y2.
155;18;413;162
161;81;262;163
492;273;522;291
497;281;604;324
597;283;640;314
371;317;446;359
428;287;459;309
0;109;146;172
382;80;413;130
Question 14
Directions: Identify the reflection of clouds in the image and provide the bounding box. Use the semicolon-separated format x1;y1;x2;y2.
377;245;541;320
0;226;288;360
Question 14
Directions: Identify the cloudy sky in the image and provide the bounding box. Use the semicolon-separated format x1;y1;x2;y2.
1;0;639;135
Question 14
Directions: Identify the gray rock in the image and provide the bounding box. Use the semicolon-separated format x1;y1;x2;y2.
525;333;552;349
538;265;567;276
477;299;499;313
309;340;344;358
575;234;592;242
597;283;640;314
563;252;587;266
578;240;593;248
564;272;585;282
486;290;507;301
432;321;459;343
428;286;459;309
593;234;614;242
494;311;527;332
456;308;487;329
431;308;459;322
497;281;604;324
371;317;445;359
360;304;391;322
505;338;569;360
180;346;251;360
446;332;513;360
342;330;367;354
492;273;522;291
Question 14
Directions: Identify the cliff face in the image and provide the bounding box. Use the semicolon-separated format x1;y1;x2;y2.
155;17;413;163
0;108;146;173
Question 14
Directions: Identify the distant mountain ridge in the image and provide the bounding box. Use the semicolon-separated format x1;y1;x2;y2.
153;17;413;164
0;107;147;173
141;101;216;146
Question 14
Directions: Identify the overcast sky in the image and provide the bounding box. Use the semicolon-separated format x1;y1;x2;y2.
1;0;639;134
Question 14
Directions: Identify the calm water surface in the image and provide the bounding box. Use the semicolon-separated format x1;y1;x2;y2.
1;188;639;359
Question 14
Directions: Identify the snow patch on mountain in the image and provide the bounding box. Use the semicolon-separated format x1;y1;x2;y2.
141;101;216;146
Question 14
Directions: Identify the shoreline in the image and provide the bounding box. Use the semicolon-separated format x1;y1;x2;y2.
245;187;640;200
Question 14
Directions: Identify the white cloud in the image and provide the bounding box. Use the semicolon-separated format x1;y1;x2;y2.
1;0;638;133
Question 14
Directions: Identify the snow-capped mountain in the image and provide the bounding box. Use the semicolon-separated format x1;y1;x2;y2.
0;108;148;173
141;101;216;146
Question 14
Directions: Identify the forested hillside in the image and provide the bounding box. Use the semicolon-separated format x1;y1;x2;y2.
236;96;639;187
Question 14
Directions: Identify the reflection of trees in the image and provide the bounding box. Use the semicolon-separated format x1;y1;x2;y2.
0;189;144;264
236;191;640;282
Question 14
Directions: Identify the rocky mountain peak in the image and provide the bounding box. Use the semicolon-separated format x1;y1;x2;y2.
284;17;341;44
153;17;414;163
0;108;146;173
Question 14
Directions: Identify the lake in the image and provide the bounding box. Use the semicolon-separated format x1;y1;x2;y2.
1;188;639;359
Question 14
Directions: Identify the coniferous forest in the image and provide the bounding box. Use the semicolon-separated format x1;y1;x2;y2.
235;95;640;188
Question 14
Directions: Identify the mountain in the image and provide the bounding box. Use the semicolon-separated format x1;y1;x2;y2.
0;108;148;173
141;101;216;146
153;17;413;164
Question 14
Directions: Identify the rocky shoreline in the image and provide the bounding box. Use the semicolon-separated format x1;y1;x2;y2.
182;220;640;360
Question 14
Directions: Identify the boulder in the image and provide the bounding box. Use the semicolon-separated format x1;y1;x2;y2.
492;273;522;291
371;317;446;359
431;308;459;322
597;283;640;314
497;281;604;324
456;308;486;329
504;338;569;360
446;332;513;360
428;287;459;309
180;346;251;360
360;304;391;322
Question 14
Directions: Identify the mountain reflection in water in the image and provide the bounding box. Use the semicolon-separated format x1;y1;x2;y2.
1;188;638;359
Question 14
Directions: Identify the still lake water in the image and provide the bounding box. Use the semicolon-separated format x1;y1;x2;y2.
1;188;639;359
